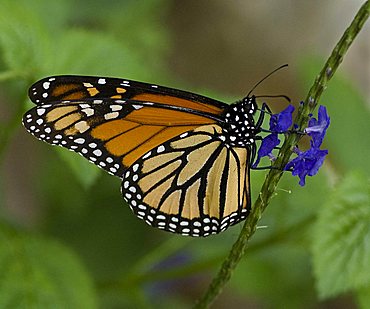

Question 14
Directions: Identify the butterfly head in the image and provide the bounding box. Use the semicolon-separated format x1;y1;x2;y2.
242;95;258;114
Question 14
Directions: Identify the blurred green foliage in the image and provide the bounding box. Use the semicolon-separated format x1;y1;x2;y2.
0;223;97;308
0;0;369;308
312;171;370;299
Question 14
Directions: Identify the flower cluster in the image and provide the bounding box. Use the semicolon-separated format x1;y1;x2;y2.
252;105;294;168
254;104;330;186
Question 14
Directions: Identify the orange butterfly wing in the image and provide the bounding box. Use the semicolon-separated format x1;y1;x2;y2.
28;75;226;114
24;75;253;236
25;75;229;174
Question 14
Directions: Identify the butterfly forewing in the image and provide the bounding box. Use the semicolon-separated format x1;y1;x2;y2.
29;75;227;116
22;98;221;177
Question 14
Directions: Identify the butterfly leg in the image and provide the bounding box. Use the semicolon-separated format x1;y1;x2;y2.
255;102;272;128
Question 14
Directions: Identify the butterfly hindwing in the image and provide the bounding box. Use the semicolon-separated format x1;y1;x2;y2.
121;124;251;236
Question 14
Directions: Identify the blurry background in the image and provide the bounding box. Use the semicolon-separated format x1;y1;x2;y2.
0;0;369;308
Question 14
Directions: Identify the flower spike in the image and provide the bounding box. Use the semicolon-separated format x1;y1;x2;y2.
253;103;329;186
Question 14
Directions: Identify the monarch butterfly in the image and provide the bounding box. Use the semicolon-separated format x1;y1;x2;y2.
23;70;282;237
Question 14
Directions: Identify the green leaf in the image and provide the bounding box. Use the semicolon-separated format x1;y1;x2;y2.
46;29;150;79
0;224;97;309
0;0;70;78
0;1;154;81
312;171;370;299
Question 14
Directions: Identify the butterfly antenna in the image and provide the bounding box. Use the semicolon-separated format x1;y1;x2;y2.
246;64;288;97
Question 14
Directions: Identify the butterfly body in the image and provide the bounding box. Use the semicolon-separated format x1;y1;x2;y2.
23;75;262;237
222;98;259;147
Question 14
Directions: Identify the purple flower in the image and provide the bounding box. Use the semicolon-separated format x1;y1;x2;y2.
252;133;280;168
285;144;328;186
252;103;329;186
253;105;295;168
304;105;330;148
269;105;295;133
285;105;330;186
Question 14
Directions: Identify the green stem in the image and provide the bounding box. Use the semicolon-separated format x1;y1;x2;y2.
194;1;370;308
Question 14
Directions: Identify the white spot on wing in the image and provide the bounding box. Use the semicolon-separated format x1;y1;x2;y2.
142;151;151;159
132;164;139;172
110;105;123;111
74;138;85;144
37;108;46;116
157;145;165;153
82;108;94;117
104;112;119;120
93;149;102;156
